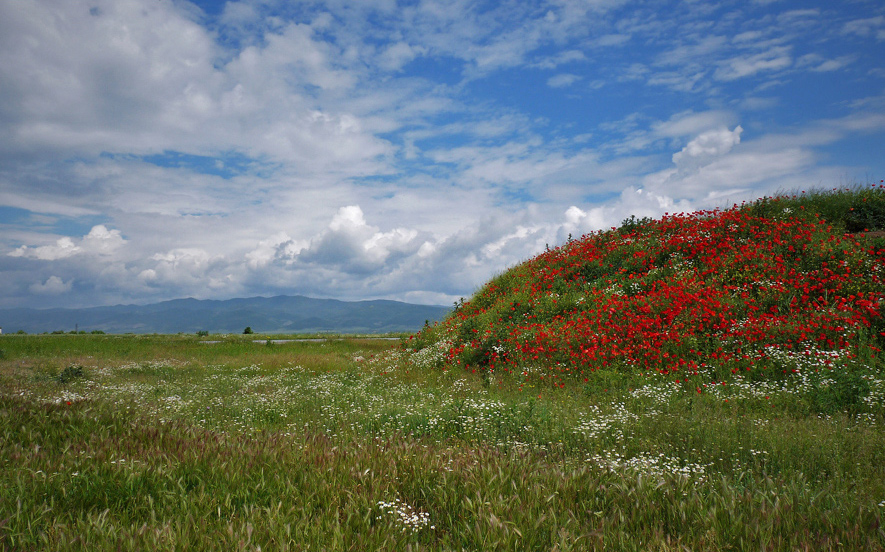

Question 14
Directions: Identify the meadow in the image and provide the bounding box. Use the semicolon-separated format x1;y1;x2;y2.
1;332;883;551
2;186;885;551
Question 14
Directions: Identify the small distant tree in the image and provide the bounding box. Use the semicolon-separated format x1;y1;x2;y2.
197;330;209;337
243;327;253;334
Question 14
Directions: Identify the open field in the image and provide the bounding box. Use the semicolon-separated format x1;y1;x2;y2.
1;333;884;551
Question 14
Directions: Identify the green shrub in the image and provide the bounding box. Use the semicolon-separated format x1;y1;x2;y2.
846;192;885;232
807;368;871;415
57;365;85;384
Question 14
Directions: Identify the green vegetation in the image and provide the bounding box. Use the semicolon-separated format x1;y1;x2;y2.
2;185;885;550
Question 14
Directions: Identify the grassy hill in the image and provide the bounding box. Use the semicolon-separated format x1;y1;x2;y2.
408;184;885;403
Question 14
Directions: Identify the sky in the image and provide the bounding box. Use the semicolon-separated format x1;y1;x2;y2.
1;0;884;310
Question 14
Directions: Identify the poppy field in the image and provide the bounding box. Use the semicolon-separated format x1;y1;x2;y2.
2;186;885;551
410;185;885;388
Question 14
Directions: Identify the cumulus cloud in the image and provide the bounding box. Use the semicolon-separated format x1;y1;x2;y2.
0;0;217;156
245;232;300;270
0;0;394;176
136;247;237;294
672;126;744;170
9;237;80;261
81;225;127;255
29;276;72;295
8;225;125;260
283;205;426;274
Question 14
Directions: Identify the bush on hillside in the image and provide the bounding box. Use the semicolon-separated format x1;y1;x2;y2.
57;365;85;384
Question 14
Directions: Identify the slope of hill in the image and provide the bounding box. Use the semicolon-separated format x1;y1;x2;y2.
0;295;451;334
408;185;885;387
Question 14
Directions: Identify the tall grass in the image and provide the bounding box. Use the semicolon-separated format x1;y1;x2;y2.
2;333;884;550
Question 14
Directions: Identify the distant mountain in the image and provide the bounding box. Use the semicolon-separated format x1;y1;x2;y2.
0;295;452;334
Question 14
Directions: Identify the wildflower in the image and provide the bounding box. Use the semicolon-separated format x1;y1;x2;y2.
376;499;432;533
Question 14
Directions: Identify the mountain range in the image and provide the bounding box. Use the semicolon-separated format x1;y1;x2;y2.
0;295;451;335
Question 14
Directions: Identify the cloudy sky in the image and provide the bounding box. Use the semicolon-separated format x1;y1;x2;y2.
2;0;884;309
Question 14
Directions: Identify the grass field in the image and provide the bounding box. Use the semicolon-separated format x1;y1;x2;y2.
1;333;884;551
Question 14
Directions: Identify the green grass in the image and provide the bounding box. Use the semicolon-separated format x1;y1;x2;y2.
741;183;885;233
2;334;884;551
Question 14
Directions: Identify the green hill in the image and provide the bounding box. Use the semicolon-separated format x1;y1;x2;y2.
408;184;885;395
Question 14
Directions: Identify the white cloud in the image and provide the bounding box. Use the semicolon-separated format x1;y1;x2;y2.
841;16;885;40
0;0;396;178
797;53;855;72
0;0;217;156
8;225;125;260
641;124;834;205
142;247;230;291
660;147;816;199
533;49;586;69
218;2;260;31
378;42;426;71
81;225;127;255
646;70;707;93
246;232;298;270
9;237;80;261
29;276;72;295
593;33;631;47
329;205;368;232
733;31;764;44
714;47;792;81
151;248;212;268
777;10;820;22
656;36;728;67
739;96;779;111
654;111;739;138
547;73;581;88
279;205;427;275
672;126;743;170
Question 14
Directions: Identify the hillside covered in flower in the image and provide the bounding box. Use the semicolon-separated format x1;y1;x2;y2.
408;185;885;389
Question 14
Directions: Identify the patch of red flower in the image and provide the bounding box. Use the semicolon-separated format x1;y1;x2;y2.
414;192;885;385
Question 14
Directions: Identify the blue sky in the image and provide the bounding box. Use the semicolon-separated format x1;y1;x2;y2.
1;0;884;309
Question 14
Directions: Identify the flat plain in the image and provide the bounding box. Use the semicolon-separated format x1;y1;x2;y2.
1;332;884;551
